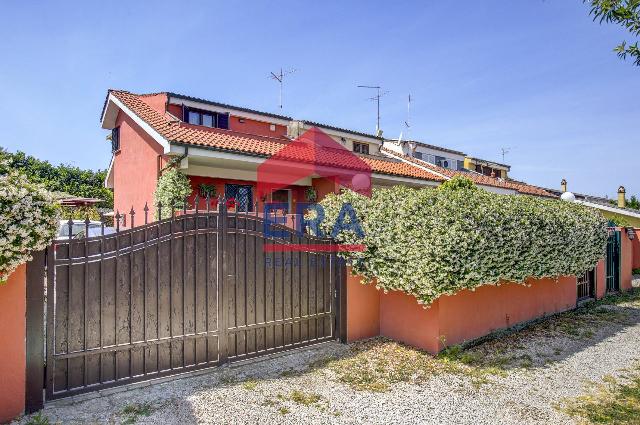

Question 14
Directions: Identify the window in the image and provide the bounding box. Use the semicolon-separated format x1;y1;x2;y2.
269;124;276;132
202;114;214;127
187;110;200;125
423;154;435;164
435;156;452;169
183;107;229;130
111;127;120;152
270;189;292;214
413;152;423;160
353;142;369;155
476;165;500;177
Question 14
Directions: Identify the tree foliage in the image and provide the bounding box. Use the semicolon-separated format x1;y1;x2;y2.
608;194;640;210
0;147;113;208
629;195;640;210
586;0;640;66
319;177;609;306
154;168;192;219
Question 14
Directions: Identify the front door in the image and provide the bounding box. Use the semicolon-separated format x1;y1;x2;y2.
225;184;253;212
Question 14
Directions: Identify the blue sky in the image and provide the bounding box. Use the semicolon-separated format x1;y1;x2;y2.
0;1;638;198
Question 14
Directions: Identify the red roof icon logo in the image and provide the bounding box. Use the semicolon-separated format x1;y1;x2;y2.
257;127;372;200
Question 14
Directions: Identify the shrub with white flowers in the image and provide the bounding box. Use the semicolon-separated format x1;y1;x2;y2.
319;177;609;306
0;169;59;283
154;167;193;219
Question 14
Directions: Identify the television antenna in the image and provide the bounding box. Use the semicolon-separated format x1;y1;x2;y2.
357;85;387;135
500;147;510;163
404;93;412;140
269;68;297;109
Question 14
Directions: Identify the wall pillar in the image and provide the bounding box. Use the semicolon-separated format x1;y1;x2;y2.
595;259;606;299
25;251;46;413
0;265;27;423
311;177;339;202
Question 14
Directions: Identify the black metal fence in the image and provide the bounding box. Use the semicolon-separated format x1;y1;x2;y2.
38;196;345;401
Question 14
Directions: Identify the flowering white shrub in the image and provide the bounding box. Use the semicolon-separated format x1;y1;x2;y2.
154;168;193;219
320;177;609;306
0;169;59;283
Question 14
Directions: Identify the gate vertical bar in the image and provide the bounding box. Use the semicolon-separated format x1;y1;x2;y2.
45;246;55;400
25;249;46;412
218;198;228;363
335;255;347;343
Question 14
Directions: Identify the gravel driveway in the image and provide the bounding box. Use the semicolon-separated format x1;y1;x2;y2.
16;292;640;425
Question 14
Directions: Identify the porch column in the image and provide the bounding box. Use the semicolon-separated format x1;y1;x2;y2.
311;177;339;201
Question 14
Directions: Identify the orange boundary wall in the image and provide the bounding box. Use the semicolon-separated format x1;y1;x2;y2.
0;264;26;423
346;266;595;354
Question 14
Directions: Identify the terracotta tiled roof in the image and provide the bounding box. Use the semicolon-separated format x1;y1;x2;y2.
360;157;445;181
108;90;444;183
381;147;553;197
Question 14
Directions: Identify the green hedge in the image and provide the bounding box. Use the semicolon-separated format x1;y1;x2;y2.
319;177;608;306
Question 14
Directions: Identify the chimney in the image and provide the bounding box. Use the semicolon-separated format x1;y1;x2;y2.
618;186;626;208
561;178;567;193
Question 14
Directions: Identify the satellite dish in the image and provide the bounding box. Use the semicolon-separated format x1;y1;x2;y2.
560;192;576;202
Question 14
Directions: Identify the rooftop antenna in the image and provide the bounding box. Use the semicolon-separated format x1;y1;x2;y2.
500;147;510;163
357;85;387;135
269;67;297;109
404;93;412;140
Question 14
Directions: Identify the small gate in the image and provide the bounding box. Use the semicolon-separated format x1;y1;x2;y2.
40;201;345;401
577;269;595;301
606;229;621;292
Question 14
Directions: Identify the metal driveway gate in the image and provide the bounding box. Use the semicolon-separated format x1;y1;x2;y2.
42;203;344;401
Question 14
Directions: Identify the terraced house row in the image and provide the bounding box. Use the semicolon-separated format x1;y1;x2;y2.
100;89;553;219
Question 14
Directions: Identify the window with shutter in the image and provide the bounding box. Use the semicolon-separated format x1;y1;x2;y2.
217;113;229;130
353;142;369;155
111;127;120;152
184;107;229;130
